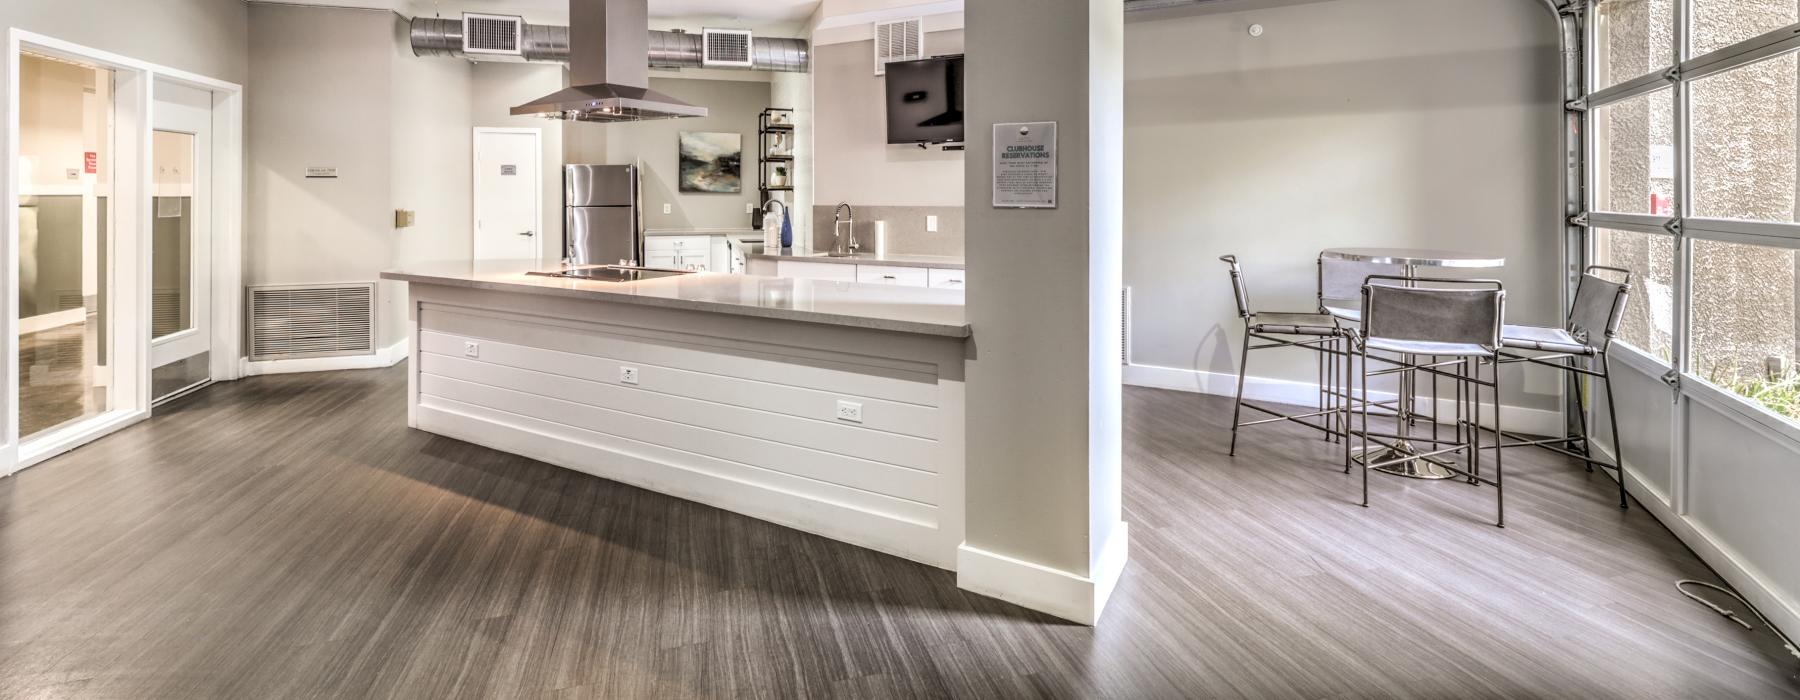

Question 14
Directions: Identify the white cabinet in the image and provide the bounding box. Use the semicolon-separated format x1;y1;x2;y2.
777;260;858;282
857;265;929;288
768;259;964;288
646;235;726;272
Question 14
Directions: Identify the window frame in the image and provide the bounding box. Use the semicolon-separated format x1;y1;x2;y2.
1582;2;1800;431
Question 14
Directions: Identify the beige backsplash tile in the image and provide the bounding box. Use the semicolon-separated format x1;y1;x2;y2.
812;205;965;257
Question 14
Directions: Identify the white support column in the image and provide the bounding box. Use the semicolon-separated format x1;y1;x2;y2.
957;0;1128;625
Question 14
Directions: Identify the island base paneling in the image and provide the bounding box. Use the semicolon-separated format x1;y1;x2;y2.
403;283;967;569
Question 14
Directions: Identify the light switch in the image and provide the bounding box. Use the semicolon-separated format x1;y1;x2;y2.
926;215;939;233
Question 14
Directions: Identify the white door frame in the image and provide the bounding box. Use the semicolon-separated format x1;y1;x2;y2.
471;127;544;263
2;29;244;475
149;83;214;373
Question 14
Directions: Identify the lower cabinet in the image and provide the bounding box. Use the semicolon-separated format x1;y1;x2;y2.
772;260;964;289
646;235;727;272
856;265;929;287
776;260;858;282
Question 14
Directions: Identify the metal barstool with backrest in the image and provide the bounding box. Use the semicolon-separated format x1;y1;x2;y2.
1353;276;1509;526
1316;254;1406;440
1220;255;1351;456
1494;266;1634;510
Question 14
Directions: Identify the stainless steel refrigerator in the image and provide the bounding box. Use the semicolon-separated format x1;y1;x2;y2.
564;164;641;266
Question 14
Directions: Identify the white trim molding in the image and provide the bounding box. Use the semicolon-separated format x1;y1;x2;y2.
1602;443;1800;646
240;338;410;377
957;523;1130;626
1122;362;1564;438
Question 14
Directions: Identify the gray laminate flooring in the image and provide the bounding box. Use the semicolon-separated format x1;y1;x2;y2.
0;366;1794;698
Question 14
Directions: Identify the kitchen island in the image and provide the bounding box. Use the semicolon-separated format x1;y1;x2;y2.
381;261;968;568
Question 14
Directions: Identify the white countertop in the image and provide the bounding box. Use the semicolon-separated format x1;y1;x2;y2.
747;250;966;270
382;261;970;338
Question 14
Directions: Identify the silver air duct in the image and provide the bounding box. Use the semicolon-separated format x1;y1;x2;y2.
409;16;811;73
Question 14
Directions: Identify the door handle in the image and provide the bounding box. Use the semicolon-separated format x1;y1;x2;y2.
517;230;535;237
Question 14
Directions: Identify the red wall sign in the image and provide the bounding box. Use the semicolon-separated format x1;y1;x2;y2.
84;152;97;174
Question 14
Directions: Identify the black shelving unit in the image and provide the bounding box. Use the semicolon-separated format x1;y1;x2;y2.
756;108;797;229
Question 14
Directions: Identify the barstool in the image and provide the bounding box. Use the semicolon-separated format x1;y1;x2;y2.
1220;255;1351;456
1317;254;1405;439
1494;266;1633;510
1351;276;1509;526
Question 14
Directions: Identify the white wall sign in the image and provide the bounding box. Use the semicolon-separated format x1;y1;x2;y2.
992;122;1057;209
304;166;338;179
500;164;518;176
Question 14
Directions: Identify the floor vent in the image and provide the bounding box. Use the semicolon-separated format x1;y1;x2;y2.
1121;286;1133;365
873;18;923;76
247;283;375;361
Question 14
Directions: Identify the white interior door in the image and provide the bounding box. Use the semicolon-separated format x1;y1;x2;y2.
148;80;212;384
474;129;541;262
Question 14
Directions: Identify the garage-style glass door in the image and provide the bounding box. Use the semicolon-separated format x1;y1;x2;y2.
1583;0;1800;626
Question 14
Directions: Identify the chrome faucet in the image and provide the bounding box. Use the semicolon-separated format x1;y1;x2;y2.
833;202;857;256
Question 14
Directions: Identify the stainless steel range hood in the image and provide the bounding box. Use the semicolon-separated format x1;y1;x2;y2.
511;0;707;122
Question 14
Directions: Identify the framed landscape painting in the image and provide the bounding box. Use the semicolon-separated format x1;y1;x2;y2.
678;132;743;193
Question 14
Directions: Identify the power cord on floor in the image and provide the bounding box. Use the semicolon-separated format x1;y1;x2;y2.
1676;580;1800;663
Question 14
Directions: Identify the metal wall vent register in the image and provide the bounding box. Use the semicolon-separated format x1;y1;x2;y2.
702;28;753;67
872;18;923;76
463;13;524;57
248;283;376;361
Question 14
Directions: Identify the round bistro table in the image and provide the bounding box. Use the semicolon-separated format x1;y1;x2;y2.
1321;247;1506;480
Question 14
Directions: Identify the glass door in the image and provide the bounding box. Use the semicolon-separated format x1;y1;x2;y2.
16;51;115;439
149;80;213;401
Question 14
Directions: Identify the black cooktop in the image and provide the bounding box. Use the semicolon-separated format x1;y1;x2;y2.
528;266;693;283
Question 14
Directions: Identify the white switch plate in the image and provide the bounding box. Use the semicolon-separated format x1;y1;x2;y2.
926;215;939;232
463;341;480;358
620;366;640;385
835;400;863;423
662;203;672;215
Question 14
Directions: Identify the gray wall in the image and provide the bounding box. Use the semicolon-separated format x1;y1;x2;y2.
248;4;473;348
390;14;474;329
1123;0;1564;408
965;0;1125;584
0;0;248;85
814;29;966;208
568;77;771;231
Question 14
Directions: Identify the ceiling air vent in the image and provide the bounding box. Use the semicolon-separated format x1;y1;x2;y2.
873;18;923;76
702;28;753;68
463;13;524;59
247;283;375;361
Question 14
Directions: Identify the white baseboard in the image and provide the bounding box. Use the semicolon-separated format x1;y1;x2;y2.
957;522;1130;625
1122;362;1564;437
240;338;409;377
1600;445;1800;650
19;308;85;334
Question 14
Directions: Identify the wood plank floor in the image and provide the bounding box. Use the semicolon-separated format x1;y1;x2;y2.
0;366;1795;698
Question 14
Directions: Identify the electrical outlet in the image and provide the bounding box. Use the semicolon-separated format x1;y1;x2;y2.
835;400;863;423
463;341;480;358
745;202;755;214
619;366;640;385
662;203;672;215
926;215;939;232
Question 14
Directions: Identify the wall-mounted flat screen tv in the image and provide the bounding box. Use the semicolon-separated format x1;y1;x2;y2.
886;55;964;145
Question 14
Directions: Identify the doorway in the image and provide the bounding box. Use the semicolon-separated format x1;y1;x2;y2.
149;80;213;402
14;51;115;439
6;30;244;475
473;128;543;263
